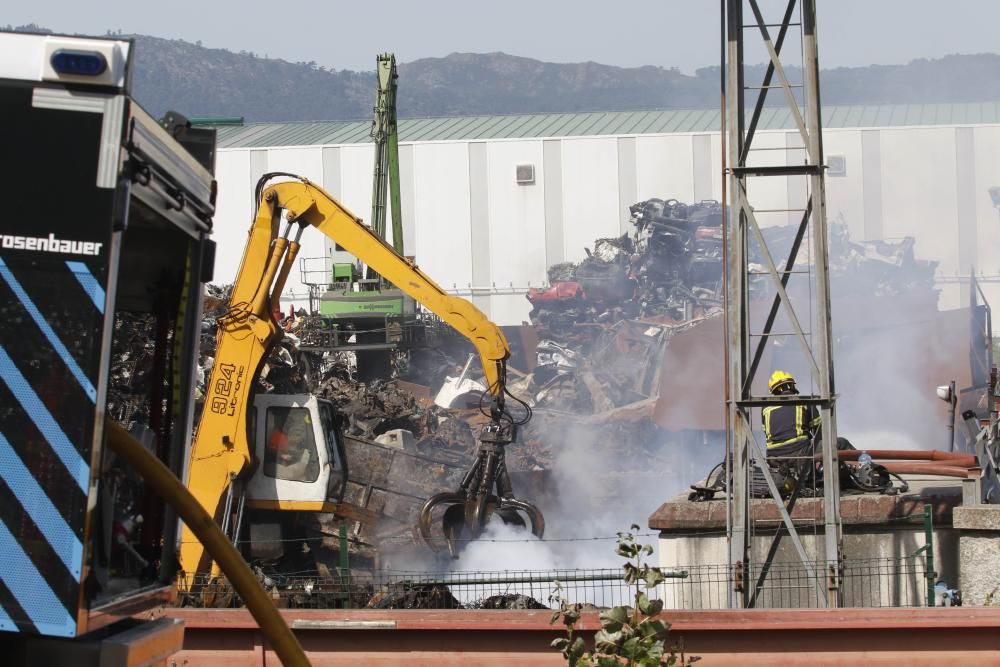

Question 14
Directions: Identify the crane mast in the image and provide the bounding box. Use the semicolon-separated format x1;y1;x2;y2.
369;53;404;258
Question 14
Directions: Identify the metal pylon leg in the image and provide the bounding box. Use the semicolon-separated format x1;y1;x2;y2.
723;0;841;608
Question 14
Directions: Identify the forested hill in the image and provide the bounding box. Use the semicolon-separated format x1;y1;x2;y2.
7;25;1000;122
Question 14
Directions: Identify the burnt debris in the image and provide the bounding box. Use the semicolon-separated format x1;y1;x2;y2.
518;198;937;418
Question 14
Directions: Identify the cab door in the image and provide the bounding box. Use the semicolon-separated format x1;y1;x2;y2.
317;399;348;504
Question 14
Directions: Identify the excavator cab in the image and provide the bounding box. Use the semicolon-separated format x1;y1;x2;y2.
246;394;348;510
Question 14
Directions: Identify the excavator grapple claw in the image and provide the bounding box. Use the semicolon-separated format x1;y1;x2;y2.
417;434;544;557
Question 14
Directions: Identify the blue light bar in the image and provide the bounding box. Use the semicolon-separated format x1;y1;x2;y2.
50;50;108;77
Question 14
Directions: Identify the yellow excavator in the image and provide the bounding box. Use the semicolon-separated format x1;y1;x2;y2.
180;173;543;582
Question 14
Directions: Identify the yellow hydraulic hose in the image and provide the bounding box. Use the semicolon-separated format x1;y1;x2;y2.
105;420;311;667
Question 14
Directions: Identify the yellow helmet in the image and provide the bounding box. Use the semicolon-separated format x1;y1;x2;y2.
768;370;795;393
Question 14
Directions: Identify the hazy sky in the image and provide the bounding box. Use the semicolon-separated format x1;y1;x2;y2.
7;1;1000;73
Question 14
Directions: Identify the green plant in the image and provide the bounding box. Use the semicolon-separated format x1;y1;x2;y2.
549;525;698;666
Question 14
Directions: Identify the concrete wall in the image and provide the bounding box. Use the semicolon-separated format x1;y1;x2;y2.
953;505;1000;606
658;527;957;609
214;123;1000;324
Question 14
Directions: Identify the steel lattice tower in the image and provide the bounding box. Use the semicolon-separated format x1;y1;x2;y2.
723;0;843;608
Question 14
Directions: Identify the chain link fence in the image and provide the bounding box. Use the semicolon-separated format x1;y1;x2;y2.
177;553;929;610
178;568;687;610
660;555;930;609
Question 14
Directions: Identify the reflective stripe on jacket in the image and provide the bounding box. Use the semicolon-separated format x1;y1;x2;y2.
762;403;821;448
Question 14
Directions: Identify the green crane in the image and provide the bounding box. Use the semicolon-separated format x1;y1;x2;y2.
369;52;403;256
306;53;415;381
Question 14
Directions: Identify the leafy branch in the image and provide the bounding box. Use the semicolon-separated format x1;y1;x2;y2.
549;525;698;666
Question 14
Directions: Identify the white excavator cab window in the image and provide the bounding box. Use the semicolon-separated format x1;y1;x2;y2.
263;406;320;483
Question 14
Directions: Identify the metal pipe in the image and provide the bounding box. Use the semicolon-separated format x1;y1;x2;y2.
833;450;975;466
922;504;936;607
806;0;842;605
870;462;972;479
219;476;234;539
232;488;246;547
105;420;311;667
271;237;301;314
724;0;749;609
948;380;957;452
457;353;475;385
339;524;350;610
719;0;733;611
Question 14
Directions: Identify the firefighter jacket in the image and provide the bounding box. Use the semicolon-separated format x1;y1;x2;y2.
762;402;821;450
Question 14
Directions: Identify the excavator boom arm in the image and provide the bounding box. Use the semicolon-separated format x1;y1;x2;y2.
180;175;510;581
180;190;300;580
272;178;510;395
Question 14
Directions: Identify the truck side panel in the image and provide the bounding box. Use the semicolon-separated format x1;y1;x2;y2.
0;83;117;636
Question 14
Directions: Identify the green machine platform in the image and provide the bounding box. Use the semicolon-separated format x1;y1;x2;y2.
319;286;416;319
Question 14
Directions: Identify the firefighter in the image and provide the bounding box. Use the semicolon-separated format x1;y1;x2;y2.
762;370;821;459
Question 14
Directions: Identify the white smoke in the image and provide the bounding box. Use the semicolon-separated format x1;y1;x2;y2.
453;520;621;572
446;520;632;607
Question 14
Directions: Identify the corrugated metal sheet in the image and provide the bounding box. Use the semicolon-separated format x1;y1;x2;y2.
215;102;1000;149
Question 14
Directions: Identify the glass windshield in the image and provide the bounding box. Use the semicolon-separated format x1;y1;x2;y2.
263;406;320;483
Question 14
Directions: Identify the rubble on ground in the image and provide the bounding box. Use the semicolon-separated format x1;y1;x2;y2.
467;593;549;610
366;582;461;609
188;572;553;610
316;373;435;440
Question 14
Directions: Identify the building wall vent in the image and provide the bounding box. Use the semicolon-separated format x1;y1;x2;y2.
827;155;847;177
516;164;536;185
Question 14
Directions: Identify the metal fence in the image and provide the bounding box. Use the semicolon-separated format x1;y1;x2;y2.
178;568;686;610
177;555;929;610
660;556;930;609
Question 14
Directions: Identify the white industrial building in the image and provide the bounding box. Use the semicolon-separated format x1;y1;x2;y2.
212;103;1000;325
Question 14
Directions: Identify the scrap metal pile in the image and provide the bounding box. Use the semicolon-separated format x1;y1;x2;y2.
529;198;726;336
517;198;937;416
517;199;732;432
529;198;934;337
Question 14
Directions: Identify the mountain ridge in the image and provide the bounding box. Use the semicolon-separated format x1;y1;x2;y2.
6;24;1000;122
